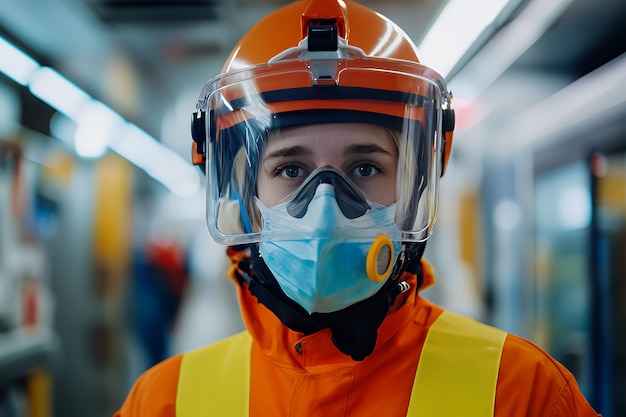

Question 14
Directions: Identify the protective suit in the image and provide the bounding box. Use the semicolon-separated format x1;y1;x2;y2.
115;254;598;416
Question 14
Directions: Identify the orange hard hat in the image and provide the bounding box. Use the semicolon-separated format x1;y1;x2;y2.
223;0;422;71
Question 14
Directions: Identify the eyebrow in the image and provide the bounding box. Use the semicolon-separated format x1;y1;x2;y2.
344;143;394;156
264;145;312;159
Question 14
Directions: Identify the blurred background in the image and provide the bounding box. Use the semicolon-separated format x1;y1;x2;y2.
0;0;625;416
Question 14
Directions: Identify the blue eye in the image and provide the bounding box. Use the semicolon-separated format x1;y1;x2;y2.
282;166;302;178
357;165;374;177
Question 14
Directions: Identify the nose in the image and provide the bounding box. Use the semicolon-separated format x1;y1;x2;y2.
286;166;370;219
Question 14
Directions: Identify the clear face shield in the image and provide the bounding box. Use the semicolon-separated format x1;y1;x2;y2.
195;56;448;247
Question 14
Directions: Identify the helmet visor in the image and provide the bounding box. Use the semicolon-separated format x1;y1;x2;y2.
196;57;448;244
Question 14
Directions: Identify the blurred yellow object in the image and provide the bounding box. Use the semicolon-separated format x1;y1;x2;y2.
27;369;51;417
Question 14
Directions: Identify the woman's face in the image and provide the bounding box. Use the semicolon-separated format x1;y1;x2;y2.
257;123;398;207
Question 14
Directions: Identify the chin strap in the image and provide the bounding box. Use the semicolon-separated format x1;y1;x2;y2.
231;242;425;361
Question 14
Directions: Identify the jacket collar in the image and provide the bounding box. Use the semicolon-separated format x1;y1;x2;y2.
227;247;436;368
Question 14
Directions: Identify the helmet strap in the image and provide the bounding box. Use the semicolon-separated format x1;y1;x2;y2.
234;242;426;361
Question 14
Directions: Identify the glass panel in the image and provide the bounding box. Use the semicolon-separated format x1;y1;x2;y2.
533;161;593;396
591;151;626;417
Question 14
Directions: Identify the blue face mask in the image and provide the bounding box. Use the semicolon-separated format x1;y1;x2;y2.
257;183;401;314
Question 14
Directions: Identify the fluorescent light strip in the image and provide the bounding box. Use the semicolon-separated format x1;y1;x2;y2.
110;123;201;198
449;0;573;101
0;36;199;197
0;36;40;85
75;101;126;158
417;0;510;79
28;66;93;122
507;53;626;151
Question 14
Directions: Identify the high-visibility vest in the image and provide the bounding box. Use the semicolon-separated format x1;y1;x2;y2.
177;310;507;417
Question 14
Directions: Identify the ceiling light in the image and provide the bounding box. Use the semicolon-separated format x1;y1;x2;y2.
3;36;205;198
417;0;510;79
449;0;573;102
506;53;626;151
28;66;92;121
0;36;40;85
110;123;201;198
74;101;125;158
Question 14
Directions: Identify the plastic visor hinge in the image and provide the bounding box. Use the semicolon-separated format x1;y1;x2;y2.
307;25;338;52
191;111;206;156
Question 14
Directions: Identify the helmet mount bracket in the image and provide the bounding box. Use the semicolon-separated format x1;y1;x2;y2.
307;24;338;52
306;24;340;85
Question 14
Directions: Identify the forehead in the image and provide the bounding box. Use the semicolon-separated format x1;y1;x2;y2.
265;123;397;150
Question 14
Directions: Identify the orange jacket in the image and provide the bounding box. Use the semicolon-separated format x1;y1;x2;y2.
115;261;600;417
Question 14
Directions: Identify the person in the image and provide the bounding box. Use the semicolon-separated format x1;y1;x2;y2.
115;0;601;415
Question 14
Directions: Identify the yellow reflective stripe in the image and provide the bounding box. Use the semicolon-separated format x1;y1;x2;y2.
176;312;505;417
406;310;507;417
177;331;251;417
